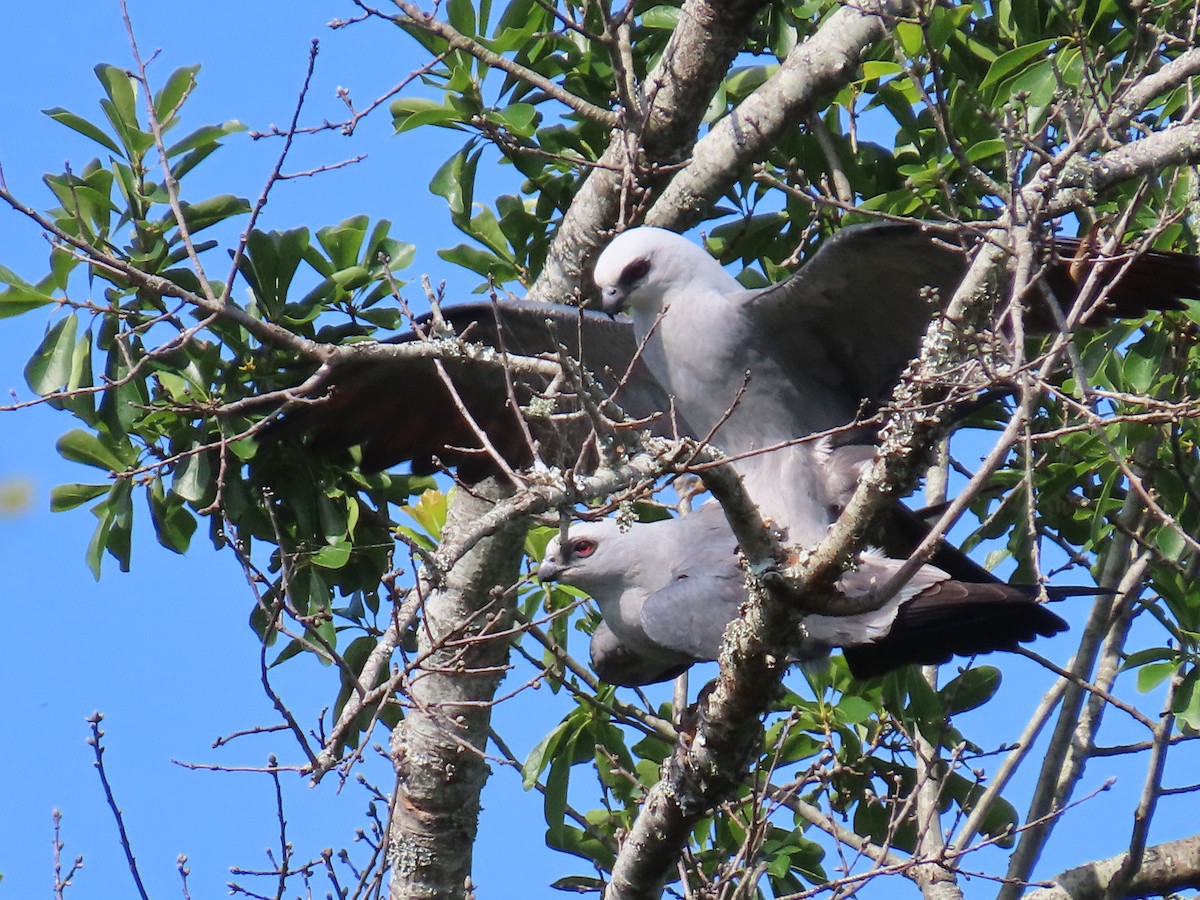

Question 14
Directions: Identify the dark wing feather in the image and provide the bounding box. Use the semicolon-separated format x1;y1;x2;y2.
747;222;973;407
842;581;1071;679
263;301;675;477
1046;238;1197;325
748;221;1200;411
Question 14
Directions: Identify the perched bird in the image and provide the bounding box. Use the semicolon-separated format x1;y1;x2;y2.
592;223;1195;540
266;224;1196;679
538;502;1073;685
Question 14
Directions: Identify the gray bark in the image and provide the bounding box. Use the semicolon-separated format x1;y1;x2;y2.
388;481;527;900
646;0;916;231
527;0;772;304
1024;833;1200;900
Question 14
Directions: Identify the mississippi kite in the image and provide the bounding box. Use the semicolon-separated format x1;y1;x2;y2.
538;502;1072;684
267;222;1199;492
592;223;1196;541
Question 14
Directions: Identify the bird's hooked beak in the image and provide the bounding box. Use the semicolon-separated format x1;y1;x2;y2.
600;284;627;316
538;558;565;583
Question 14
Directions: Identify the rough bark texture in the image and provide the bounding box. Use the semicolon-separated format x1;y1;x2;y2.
646;0;916;231
1024;834;1200;900
388;481;527;900
527;0;770;303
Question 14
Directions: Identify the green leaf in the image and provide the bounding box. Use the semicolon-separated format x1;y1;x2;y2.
1173;668;1200;730
241;227;310;318
966;139;1006;162
940;666;1002;716
1137;661;1178;694
95;63;139;130
165;120;247;158
430;145;481;226
641;5;680;28
311;542;353;570
50;483;111;512
980;39;1059;93
56;429;131;473
391;98;467;134
860;61;904;82
447;0;476;37
172;444;210;503
491;103;538;138
836;696;875;724
894;21;924;56
153;65;200;123
523;719;569;789
316;216;370;271
24;313;79;395
0;265;57;318
171;194;251;236
437;243;519;282
147;475;196;554
402;489;448;540
41;107;122;154
550;876;606;893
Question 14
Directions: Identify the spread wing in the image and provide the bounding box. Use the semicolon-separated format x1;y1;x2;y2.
263;301;677;478
746;221;1198;411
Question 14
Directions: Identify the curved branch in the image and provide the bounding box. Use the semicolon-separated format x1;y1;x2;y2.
527;0;772;303
1023;833;1200;900
646;0;917;232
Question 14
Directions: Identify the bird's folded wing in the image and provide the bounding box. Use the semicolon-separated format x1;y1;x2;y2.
588;620;693;687
638;569;747;662
840;580;1069;679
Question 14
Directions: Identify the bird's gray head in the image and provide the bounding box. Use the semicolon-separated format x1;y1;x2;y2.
594;226;734;316
538;520;628;595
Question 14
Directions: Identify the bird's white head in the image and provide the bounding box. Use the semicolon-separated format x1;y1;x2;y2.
538;519;628;595
593;226;735;318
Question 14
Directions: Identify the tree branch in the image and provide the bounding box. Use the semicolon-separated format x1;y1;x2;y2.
645;0;917;232
387;479;527;899
1023;833;1200;900
527;0;771;303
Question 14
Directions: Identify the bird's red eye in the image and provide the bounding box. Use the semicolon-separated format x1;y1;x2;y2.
573;539;597;558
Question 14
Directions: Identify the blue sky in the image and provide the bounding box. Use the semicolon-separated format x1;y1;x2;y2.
2;3;1197;898
0;3;574;896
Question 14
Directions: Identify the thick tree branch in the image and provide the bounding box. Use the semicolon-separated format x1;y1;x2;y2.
527;0;771;303
1023;833;1200;900
387;479;527;900
645;0;917;232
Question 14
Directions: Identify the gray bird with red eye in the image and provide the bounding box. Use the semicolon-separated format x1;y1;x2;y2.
538;502;1083;686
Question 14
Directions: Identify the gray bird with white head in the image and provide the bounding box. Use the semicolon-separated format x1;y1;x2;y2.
593;224;969;541
538;503;1073;686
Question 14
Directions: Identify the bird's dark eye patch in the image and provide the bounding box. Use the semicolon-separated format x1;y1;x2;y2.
620;257;651;287
572;538;597;558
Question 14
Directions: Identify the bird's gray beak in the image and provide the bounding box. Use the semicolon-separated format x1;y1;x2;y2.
538;560;563;583
600;285;626;316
